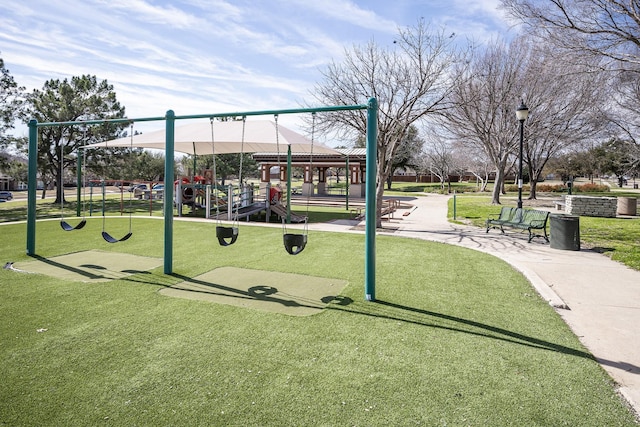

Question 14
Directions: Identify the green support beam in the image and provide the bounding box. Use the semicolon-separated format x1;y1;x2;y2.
26;120;38;255
364;97;378;301
76;153;82;217
345;155;350;211
164;110;175;274
286;145;292;224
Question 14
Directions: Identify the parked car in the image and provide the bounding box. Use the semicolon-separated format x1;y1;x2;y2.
128;183;146;192
152;184;164;191
132;184;148;199
0;191;13;201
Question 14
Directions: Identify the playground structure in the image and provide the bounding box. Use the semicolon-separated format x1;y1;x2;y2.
174;179;310;224
26;100;379;300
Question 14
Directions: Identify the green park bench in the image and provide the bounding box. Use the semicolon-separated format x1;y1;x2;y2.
486;207;550;243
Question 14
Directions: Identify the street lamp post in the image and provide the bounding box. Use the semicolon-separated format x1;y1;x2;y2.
516;101;529;209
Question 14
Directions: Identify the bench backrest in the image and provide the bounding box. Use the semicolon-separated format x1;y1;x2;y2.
498;207;517;222
521;208;549;225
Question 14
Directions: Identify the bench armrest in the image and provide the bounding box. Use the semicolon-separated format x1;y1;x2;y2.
527;219;547;227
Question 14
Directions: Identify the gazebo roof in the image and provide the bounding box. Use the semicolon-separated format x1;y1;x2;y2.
252;147;367;167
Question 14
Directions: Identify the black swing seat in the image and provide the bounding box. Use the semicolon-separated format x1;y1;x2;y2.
102;231;133;244
216;226;239;246
60;219;87;231
283;233;307;255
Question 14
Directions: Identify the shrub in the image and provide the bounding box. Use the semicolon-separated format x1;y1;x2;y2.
503;183;609;193
575;183;609;193
536;184;565;192
451;186;478;194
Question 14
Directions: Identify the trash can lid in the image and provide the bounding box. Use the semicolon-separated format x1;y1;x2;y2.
551;213;579;220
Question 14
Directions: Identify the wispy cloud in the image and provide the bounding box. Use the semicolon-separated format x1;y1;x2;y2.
283;0;398;33
96;0;205;29
1;0;512;132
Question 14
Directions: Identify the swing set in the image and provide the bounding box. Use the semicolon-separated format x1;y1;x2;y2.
58;122;136;243
100;123;135;243
209;116;242;247
207;113;315;255
59;125;87;232
26;99;378;300
275;113;315;255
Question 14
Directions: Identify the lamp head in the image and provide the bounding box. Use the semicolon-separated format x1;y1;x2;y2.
516;101;529;122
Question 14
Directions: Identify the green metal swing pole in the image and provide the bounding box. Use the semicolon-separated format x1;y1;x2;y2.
364;97;378;301
164;110;175;274
76;153;82;217
26;119;38;255
345;155;349;211
286;145;292;224
101;181;106;216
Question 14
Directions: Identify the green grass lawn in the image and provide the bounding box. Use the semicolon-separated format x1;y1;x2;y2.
385;181;481;196
0;218;637;425
450;194;640;271
0;195;354;225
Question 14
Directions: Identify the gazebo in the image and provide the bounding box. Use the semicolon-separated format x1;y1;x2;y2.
252;148;368;197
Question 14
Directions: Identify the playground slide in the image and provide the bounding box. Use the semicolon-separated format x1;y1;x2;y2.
211;201;267;221
270;203;307;223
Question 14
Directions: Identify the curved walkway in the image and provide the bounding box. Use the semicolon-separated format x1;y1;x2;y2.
311;193;640;416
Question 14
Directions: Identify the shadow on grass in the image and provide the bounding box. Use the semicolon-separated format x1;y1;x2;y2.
329;298;640;373
160;273;638;372
29;254;107;280
168;273;353;310
18;254;158;282
372;299;590;357
589;246;616;254
13;255;636;374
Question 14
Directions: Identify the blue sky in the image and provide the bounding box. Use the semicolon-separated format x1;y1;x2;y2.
1;0;513;136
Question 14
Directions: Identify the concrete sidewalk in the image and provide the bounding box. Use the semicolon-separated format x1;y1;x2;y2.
310;193;640;417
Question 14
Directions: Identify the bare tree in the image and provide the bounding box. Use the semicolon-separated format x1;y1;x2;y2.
436;37;529;204
456;146;493;191
520;44;607;198
607;70;640;145
424;136;459;192
310;19;466;225
501;0;640;73
501;0;640;155
438;35;607;203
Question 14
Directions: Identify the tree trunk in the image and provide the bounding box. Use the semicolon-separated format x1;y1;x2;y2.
491;168;506;204
528;169;542;200
481;172;489;192
528;180;538;200
55;171;65;205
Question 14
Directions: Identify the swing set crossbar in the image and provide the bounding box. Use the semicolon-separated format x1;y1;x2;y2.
33;104;368;128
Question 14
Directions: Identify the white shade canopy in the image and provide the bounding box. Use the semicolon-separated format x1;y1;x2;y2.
85;119;340;155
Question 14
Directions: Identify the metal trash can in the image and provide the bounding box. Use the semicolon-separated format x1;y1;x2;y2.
550;214;580;251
